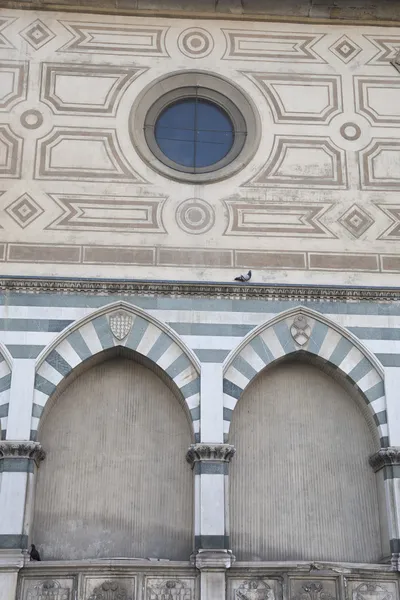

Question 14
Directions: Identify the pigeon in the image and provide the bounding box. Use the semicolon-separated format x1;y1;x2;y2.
30;544;41;561
234;270;252;283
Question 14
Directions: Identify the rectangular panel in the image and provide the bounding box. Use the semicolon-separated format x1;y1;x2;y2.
158;248;233;267
222;30;325;62
236;251;306;269
309;253;379;271
8;244;81;263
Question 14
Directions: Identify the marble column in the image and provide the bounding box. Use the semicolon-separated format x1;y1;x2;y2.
369;447;400;569
186;443;235;600
0;441;45;599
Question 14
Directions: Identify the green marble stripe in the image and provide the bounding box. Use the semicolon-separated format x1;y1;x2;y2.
125;316;148;351
231;355;258;382
92;315;114;350
0;373;11;393
34;373;55;396
67;330;92;361
0;458;34;473
0;534;28;549
46;350;73;378
147;332;173;363
348;357;374;383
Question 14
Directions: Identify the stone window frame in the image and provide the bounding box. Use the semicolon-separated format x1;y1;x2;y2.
130;71;261;184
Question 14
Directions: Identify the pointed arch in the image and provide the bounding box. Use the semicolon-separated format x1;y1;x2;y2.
0;343;12;439
223;306;387;446
31;301;201;440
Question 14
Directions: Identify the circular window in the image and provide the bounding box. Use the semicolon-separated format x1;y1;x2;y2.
154;97;234;171
130;72;261;183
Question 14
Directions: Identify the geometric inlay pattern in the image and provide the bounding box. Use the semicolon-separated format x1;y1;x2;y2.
224;201;336;238
58;21;169;56
355;76;400;126
244;73;342;124
178;27;214;58
0;61;28;111
338;204;374;238
329;34;362;64
0;348;12;439
364;34;400;64
0;17;15;49
222;29;326;62
375;204;400;240
245;136;347;189
176;198;215;235
19;19;56;50
32;301;201;441
35;128;145;183
5;193;44;228
222;307;387;446
46;194;165;232
40;63;145;116
359;139;400;190
0;125;23;179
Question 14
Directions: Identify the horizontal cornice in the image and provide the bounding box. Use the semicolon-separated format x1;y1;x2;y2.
1;2;400;27
0;275;400;302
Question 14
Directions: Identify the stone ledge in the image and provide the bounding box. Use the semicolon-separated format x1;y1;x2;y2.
1;276;400;302
1;0;400;25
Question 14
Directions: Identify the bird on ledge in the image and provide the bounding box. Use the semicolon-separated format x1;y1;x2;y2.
234;270;252;283
29;544;41;561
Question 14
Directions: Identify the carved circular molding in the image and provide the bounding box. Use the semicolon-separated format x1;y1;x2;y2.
20;109;44;130
130;71;261;184
0;441;46;464
340;122;361;141
178;28;214;58
176;198;215;235
186;443;236;466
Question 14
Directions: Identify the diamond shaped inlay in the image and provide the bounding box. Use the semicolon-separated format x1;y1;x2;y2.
339;204;374;238
329;35;362;64
6;193;44;228
19;19;56;50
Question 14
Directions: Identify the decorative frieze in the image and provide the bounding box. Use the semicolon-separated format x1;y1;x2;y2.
87;580;132;600
0;441;45;465
2;277;400;302
186;444;236;467
23;579;72;600
369;447;400;472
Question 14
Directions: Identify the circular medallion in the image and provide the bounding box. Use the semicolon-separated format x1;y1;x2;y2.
340;122;361;141
178;28;214;58
176;198;215;234
20;109;44;130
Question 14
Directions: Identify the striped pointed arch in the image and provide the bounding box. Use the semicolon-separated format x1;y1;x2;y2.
223;306;387;447
0;343;12;440
32;301;201;441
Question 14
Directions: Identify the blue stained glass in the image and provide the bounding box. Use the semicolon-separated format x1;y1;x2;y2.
154;98;234;169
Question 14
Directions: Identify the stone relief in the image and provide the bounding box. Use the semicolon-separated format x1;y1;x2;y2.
108;310;134;340
25;580;70;600
292;582;335;600
290;315;311;346
353;583;393;600
146;578;194;600
235;580;274;600
87;581;132;600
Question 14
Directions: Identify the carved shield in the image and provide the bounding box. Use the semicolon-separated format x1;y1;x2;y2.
108;311;133;341
290;315;311;347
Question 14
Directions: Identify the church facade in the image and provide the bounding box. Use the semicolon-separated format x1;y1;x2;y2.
1;1;400;599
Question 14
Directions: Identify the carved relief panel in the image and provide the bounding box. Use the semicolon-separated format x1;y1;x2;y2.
290;579;338;600
348;581;398;600
20;578;75;600
83;578;135;600
228;578;278;600
145;577;196;600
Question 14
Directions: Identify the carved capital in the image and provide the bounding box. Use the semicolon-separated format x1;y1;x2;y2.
186;443;236;467
0;441;46;465
195;549;235;571
369;447;400;472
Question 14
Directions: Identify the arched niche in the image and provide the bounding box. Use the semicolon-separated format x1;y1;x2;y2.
32;347;193;561
229;354;389;563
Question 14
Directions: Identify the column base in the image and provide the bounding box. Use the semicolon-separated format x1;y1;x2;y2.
195;549;235;600
0;550;24;600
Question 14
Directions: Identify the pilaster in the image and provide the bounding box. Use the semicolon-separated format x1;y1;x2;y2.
369;447;400;569
0;442;45;551
187;443;235;553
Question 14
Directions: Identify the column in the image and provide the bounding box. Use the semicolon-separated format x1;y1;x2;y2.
369;447;400;569
0;441;45;599
186;443;235;600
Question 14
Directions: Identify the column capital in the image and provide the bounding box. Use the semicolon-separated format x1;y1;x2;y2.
186;443;235;467
0;441;46;466
369;447;400;472
194;549;235;571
